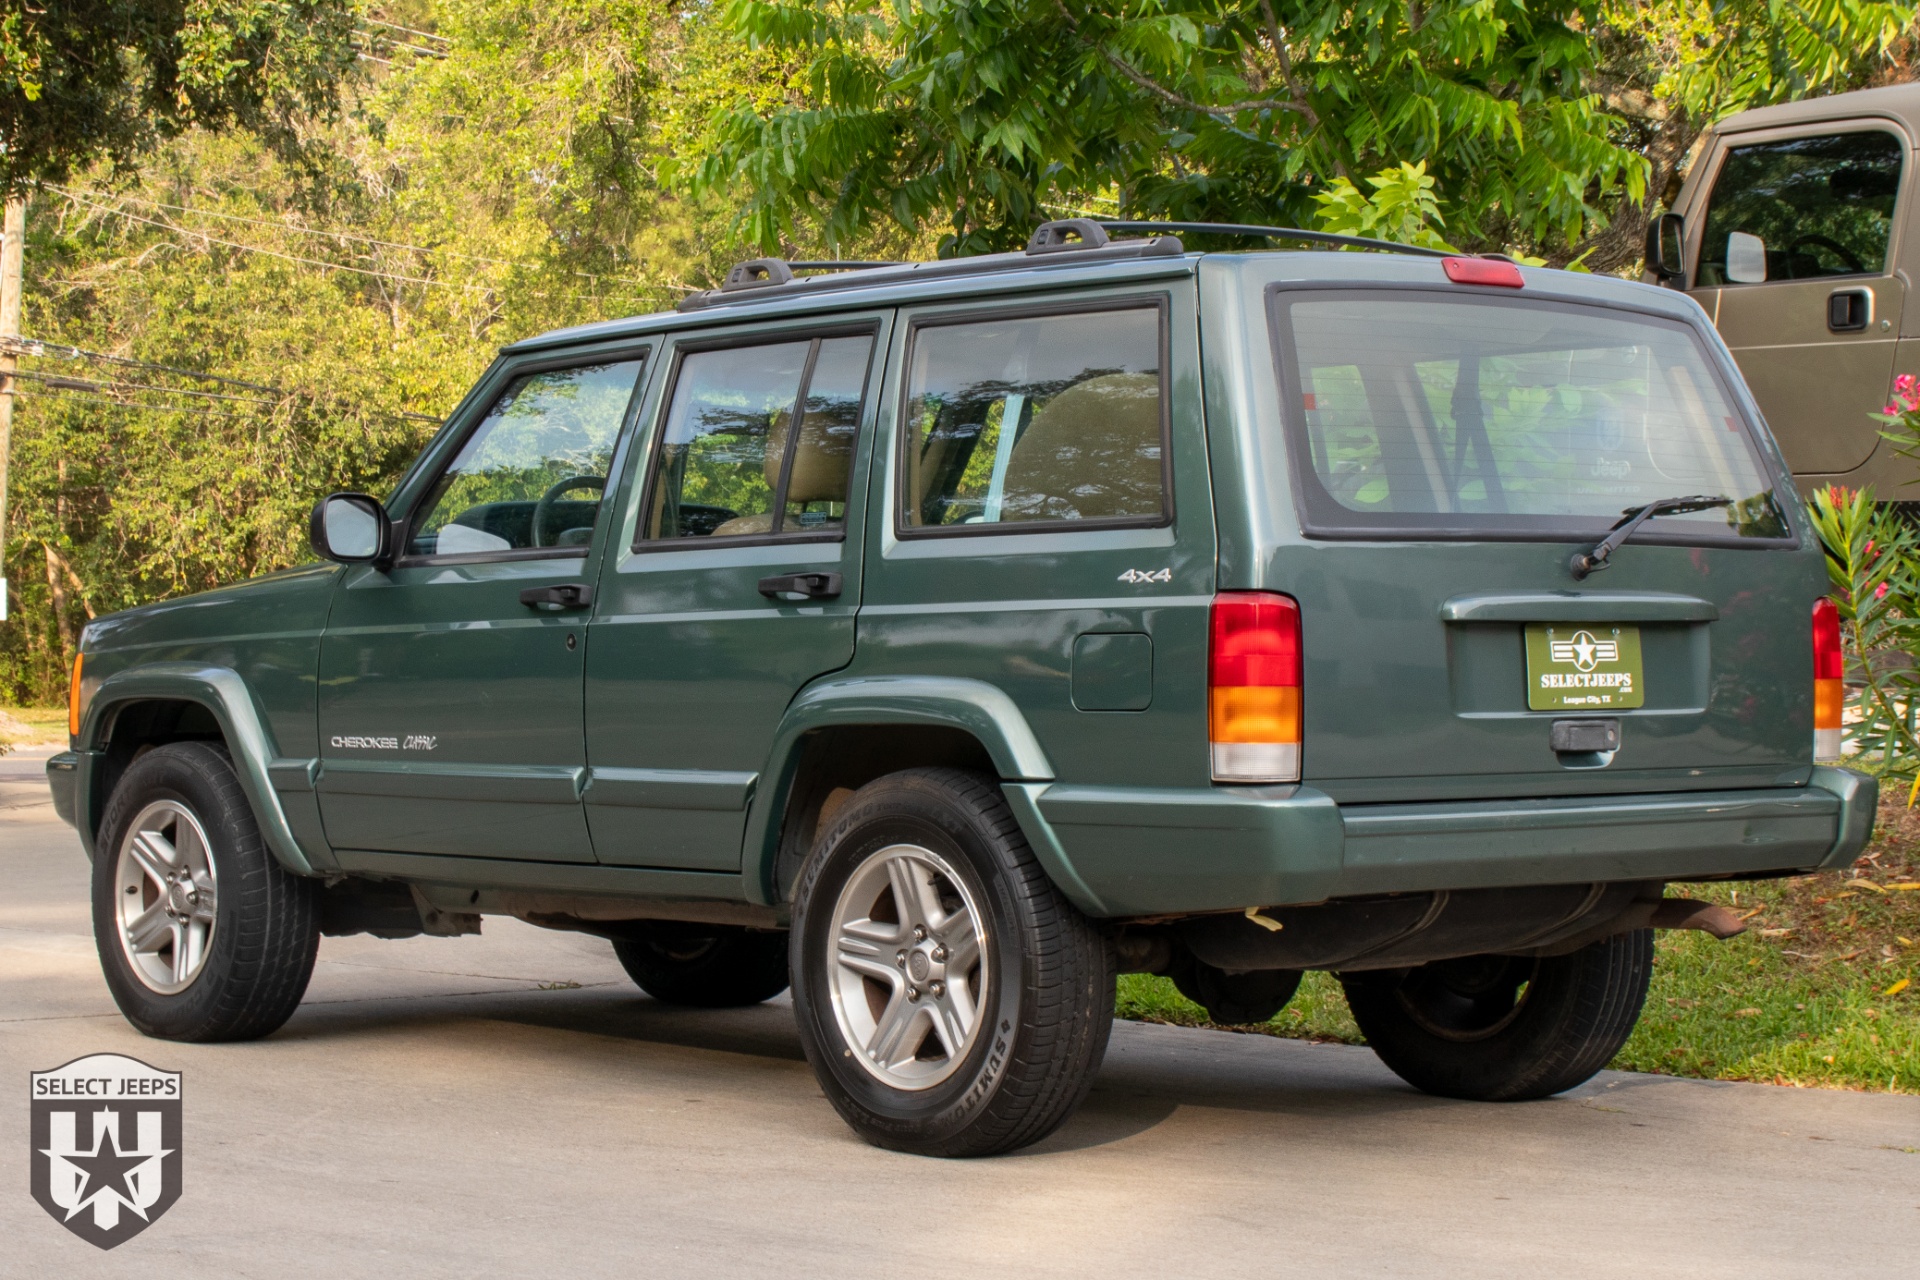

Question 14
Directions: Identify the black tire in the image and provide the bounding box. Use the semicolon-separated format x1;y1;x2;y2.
92;742;320;1042
610;921;790;1007
1339;930;1654;1101
1170;956;1302;1025
790;768;1114;1158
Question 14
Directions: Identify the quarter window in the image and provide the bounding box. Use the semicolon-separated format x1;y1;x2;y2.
644;334;873;541
1696;131;1903;285
900;306;1167;532
407;358;645;557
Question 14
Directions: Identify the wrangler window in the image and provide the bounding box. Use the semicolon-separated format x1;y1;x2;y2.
1696;131;1903;285
900;306;1167;532
1271;291;1787;541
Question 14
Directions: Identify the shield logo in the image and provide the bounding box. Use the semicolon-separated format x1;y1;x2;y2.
30;1054;182;1249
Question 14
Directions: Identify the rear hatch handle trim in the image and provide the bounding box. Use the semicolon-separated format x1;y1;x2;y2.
1439;592;1719;623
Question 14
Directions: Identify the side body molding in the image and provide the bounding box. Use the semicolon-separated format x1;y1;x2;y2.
77;663;328;875
741;676;1056;905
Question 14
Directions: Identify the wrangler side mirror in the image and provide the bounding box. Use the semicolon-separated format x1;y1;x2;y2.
1645;212;1686;285
1725;231;1768;284
310;492;392;566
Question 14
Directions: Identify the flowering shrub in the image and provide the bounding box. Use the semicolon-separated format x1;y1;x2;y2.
1806;484;1920;768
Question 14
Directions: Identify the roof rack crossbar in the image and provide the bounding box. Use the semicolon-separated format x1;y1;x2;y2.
1091;220;1452;259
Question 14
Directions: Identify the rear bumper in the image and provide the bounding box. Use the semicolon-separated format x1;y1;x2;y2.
1011;766;1877;917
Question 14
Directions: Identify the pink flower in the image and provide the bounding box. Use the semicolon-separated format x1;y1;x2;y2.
1877;582;1891;599
1887;403;1901;415
1897;374;1915;393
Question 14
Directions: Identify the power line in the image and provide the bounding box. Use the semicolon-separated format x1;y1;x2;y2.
2;335;281;394
52;186;652;287
7;367;280;408
57;189;678;303
362;16;449;45
2;335;443;424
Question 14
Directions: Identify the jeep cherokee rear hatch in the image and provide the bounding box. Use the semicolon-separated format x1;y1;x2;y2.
1263;280;1814;804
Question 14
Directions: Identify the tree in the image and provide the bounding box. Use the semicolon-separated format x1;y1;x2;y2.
0;1;362;193
689;0;1917;259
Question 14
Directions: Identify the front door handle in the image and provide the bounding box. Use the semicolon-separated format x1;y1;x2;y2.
519;583;595;610
757;572;842;600
1828;287;1871;332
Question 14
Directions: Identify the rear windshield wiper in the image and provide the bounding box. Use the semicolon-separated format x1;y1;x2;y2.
1568;494;1733;580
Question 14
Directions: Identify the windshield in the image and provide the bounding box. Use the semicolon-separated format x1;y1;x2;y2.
1269;290;1788;541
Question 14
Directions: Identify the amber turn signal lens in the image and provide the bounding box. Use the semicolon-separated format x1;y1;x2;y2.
67;651;84;738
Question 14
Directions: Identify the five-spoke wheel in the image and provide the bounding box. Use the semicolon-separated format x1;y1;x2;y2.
829;843;987;1090
93;742;318;1042
113;800;221;994
791;768;1113;1157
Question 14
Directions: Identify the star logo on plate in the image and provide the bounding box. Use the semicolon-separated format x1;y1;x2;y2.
1549;629;1618;673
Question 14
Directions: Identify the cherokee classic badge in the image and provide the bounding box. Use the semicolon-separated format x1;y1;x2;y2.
30;1054;182;1249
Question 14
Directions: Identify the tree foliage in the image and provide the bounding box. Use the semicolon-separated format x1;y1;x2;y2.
0;0;362;193
0;1;779;699
690;0;1917;259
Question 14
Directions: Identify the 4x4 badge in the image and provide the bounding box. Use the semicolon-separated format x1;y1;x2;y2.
1117;568;1172;584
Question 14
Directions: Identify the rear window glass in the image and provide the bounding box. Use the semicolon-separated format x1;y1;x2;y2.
1269;291;1788;541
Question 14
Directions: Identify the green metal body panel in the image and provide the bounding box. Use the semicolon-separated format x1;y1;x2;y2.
312;339;649;865
56;247;1878;919
64;563;339;869
581;314;889;871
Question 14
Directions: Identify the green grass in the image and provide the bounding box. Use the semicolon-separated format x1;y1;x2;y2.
1115;794;1920;1095
0;706;67;751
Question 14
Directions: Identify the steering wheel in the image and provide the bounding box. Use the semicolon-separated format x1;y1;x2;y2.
531;475;606;547
1786;234;1864;275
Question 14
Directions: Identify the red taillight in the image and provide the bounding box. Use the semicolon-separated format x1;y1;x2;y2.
1442;256;1525;288
1210;592;1301;783
1813;597;1842;761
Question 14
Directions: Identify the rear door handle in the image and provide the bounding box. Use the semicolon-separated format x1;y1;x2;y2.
757;572;843;600
519;583;595;609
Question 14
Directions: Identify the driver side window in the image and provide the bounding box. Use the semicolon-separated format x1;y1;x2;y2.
407;358;646;558
1695;131;1903;286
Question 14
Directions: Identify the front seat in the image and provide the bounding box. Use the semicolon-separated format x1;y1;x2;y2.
710;405;854;536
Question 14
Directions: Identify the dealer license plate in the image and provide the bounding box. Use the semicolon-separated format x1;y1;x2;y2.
1524;623;1645;711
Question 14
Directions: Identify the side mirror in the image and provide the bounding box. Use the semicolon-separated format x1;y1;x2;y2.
1726;231;1768;284
309;492;391;565
1645;212;1686;284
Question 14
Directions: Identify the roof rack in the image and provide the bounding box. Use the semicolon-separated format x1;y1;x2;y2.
679;215;1445;313
678;221;1184;311
1091;220;1452;259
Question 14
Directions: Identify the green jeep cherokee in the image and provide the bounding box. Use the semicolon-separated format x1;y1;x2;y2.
48;220;1875;1157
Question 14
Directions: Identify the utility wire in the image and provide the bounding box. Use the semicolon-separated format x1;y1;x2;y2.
7;367;280;408
52;186;652;286
2;335;443;424
58;190;676;302
1;335;281;394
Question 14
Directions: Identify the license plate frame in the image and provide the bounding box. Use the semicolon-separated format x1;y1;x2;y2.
1524;623;1645;711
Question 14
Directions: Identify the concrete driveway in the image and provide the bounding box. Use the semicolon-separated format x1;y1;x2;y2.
3;749;1916;1279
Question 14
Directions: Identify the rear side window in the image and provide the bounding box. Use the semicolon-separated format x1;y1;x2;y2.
900;304;1168;533
1696;131;1903;285
1271;291;1788;542
643;333;874;542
